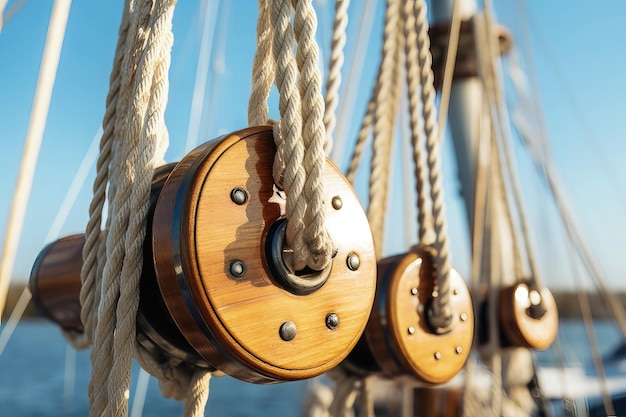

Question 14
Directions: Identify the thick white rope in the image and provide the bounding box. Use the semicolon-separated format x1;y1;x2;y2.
402;0;433;245
366;0;400;258
248;0;275;126
413;0;454;330
249;0;333;271
80;1;211;416
323;0;349;154
0;0;72;325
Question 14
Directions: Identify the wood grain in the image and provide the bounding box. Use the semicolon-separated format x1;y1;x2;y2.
363;248;473;384
499;282;558;351
29;234;84;331
153;126;377;383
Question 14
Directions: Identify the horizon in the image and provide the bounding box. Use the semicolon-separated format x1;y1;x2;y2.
1;1;625;292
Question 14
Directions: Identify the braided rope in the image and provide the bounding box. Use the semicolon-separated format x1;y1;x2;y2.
323;0;349;154
256;0;333;271
413;0;453;329
402;0;433;245
81;1;213;416
292;0;333;270
248;0;275;126
367;0;400;258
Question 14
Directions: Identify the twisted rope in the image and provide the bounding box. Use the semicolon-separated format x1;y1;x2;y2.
402;0;433;245
413;0;453;329
367;0;400;258
323;0;349;154
248;0;333;271
81;1;211;416
248;0;275;126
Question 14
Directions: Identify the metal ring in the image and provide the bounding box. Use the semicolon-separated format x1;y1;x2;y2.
265;219;332;295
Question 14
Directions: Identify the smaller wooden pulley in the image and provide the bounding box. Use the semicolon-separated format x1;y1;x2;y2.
152;126;376;383
344;247;474;384
499;280;558;351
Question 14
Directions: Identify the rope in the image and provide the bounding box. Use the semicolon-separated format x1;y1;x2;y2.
249;0;333;272
79;1;214;416
248;0;275;126
323;0;349;154
402;0;433;244
413;0;453;330
366;0;400;258
0;0;72;325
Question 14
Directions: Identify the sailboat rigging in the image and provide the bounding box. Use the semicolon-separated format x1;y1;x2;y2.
1;1;626;417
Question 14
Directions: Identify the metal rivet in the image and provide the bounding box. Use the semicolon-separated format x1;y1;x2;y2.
279;321;297;341
434;352;442;360
229;260;245;277
410;287;418;296
460;312;468;322
455;346;463;354
407;326;415;335
347;253;360;271
326;313;340;330
331;196;343;210
453;288;459;295
230;187;248;205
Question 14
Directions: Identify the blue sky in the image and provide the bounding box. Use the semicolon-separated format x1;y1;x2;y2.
0;0;625;291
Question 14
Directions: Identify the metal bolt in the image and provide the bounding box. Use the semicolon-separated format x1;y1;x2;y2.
347;253;360;271
410;287;418;296
229;260;245;277
331;196;343;210
326;313;340;330
455;346;463;354
230;187;248;205
453;288;459;296
279;321;297;341
460;312;468;322
407;326;415;335
434;352;442;360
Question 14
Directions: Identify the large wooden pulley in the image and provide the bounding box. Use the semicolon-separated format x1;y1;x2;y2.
345;247;473;384
499;280;558;351
30;164;210;368
152;126;376;383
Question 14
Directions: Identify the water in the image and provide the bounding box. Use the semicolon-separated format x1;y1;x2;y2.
0;319;623;416
0;321;309;417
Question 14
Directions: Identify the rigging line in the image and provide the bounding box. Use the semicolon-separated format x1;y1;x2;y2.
0;285;31;356
63;344;76;417
329;0;377;165
474;11;524;280
183;0;220;154
511;118;626;340
523;5;626;214
129;369;151;417
570;249;615;416
0;0;72;325
45;127;102;244
436;0;461;143
0;128;100;358
202;0;229;137
0;0;26;31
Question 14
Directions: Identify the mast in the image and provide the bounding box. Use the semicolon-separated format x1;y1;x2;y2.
429;1;539;416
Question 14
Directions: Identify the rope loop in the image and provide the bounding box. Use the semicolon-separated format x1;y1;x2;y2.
249;0;333;272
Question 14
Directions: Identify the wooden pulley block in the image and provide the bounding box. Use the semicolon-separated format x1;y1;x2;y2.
152;126;376;383
30;164;211;369
499;280;558;351
344;247;474;384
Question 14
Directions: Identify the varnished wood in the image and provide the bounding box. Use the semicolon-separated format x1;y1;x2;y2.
348;248;474;384
499;281;558;351
29;164;210;368
152;126;377;383
30;234;84;331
